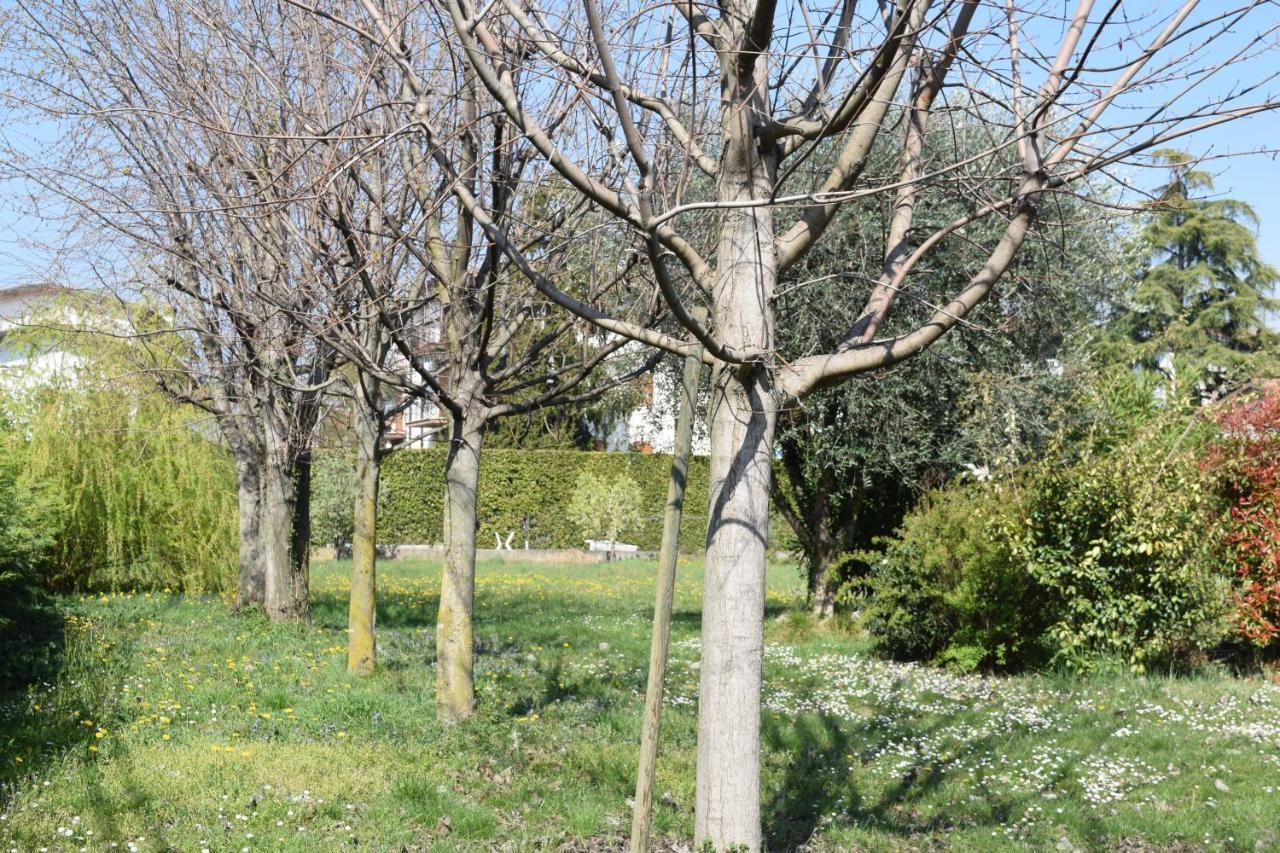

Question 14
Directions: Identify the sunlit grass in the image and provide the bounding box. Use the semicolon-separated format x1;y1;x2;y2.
2;557;1279;851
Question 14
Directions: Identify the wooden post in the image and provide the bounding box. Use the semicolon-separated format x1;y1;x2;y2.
630;315;704;852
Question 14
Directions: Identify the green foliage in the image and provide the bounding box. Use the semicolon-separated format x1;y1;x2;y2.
864;481;1051;672
0;299;238;593
1103;150;1280;393
5;379;237;593
1014;415;1229;672
867;372;1232;673
371;448;710;550
0;426;62;689
26;388;235;592
309;451;356;555
566;471;642;545
772;118;1126;605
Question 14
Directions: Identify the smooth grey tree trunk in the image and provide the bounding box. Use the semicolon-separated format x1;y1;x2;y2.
695;53;779;847
437;412;484;721
696;365;776;850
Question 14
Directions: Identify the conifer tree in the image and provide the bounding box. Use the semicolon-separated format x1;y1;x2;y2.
1111;150;1280;394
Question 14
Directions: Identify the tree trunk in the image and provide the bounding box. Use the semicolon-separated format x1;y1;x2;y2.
348;396;381;674
696;366;776;850
805;489;839;619
233;456;265;609
436;411;484;722
290;449;313;614
807;546;837;620
695;53;778;848
261;418;309;621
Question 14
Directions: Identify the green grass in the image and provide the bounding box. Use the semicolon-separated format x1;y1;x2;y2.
2;558;1280;851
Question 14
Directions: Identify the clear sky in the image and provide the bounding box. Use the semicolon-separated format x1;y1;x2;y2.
0;2;1277;282
1191;113;1280;269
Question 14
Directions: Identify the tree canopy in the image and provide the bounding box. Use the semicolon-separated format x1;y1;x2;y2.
1106;150;1280;395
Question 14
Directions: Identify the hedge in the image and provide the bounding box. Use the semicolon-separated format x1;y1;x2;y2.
376;448;711;550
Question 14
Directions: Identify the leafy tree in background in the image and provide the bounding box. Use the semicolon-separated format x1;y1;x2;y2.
1106;150;1280;396
773;134;1124;616
1;304;237;594
310;451;357;558
567;472;643;548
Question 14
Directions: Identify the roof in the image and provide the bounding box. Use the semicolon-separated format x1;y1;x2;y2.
0;283;74;302
0;285;85;323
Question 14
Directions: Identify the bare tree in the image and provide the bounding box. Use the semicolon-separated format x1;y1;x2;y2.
278;0;663;712
318;0;1280;844
4;0;358;620
385;92;660;720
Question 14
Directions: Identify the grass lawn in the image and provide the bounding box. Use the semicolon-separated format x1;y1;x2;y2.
2;557;1280;851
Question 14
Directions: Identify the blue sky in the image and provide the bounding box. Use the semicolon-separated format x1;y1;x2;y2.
1188;113;1280;269
0;2;1277;282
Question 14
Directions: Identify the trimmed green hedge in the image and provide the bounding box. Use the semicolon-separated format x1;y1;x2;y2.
377;449;711;550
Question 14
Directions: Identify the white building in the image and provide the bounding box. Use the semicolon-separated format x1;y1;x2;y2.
0;284;86;390
613;358;710;456
381;308;448;449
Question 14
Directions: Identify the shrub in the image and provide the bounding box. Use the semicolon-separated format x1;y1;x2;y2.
867;372;1232;673
371;448;710;550
864;480;1051;672
1202;385;1280;650
566;472;642;546
0;427;62;689
1013;429;1229;672
10;381;237;592
310;451;357;556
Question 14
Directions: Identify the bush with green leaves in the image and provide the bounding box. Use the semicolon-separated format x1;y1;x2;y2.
867;372;1232;673
0;425;62;689
310;451;356;556
864;480;1052;672
566;471;643;547
1013;419;1229;672
7;380;237;593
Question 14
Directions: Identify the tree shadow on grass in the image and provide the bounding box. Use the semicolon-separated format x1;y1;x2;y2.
760;701;1074;851
0;592;193;815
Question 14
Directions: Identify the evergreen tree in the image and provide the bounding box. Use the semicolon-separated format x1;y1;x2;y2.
772;127;1124;616
1109;150;1280;394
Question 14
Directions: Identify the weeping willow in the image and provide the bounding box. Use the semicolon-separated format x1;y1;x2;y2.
3;305;238;594
14;377;237;593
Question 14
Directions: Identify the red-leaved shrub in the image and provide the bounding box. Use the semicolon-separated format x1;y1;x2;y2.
1204;385;1280;648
